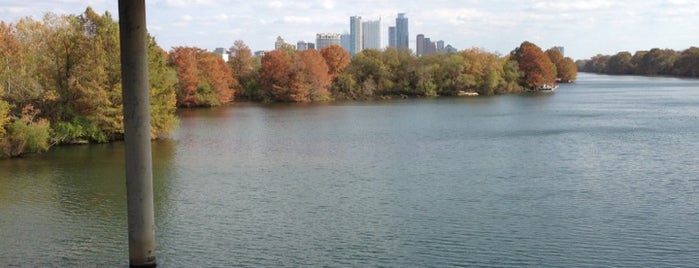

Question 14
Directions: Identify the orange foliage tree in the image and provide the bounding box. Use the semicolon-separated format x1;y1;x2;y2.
511;41;556;89
320;45;350;80
169;46;236;107
260;49;333;102
260;50;296;101
545;47;577;83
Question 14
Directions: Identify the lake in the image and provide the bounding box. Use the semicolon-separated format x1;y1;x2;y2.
1;73;698;267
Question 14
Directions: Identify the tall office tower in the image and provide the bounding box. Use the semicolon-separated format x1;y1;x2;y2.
341;33;351;53
297;41;308;51
396;13;409;49
275;36;286;50
350;16;363;55
362;19;381;50
425;38;437;55
388;26;396;48
316;33;341;50
416;34;425;56
436;40;445;53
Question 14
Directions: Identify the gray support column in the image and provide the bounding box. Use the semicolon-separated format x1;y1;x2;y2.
118;1;157;267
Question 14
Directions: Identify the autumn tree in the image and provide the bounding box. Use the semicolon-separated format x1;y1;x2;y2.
169;46;236;106
673;47;699;77
320;45;350;80
228;40;259;100
299;49;332;101
604;51;633;75
1;8;179;155
637;48;679;76
259;49;297;102
511;41;556;88
545;47;577;82
148;36;178;138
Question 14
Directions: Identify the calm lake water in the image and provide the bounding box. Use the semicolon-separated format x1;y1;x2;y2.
1;73;699;267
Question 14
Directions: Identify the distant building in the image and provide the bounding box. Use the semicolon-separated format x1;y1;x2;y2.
554;46;565;56
416;34;425;56
341;33;351;53
444;45;458;54
436;40;445;53
388;26;397;48
416;34;437;56
212;47;229;62
274;36;286;50
350;16;363;55
395;13;409;49
307;43;315;50
254;50;266;57
362;19;381;50
316;33;341;50
297;41;308;51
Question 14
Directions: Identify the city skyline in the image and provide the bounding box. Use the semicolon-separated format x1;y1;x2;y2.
1;1;698;60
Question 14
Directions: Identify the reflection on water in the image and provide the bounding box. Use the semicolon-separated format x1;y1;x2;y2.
1;73;699;266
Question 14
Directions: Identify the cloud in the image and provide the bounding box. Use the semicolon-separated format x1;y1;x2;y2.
215;13;230;21
269;1;284;9
531;0;614;11
163;0;216;8
283;16;313;24
320;0;335;10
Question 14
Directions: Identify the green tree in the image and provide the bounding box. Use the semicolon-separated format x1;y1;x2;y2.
606;51;634;75
673;47;699;77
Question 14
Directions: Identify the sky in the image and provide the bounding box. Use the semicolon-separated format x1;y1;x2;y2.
1;0;698;60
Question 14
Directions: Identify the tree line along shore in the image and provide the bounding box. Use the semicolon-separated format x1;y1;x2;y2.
1;8;579;157
576;48;699;77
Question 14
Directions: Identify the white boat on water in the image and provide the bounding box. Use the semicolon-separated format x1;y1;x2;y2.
527;84;558;92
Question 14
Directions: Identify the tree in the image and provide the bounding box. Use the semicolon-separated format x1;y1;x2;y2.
607;51;634;75
259;49;297;102
545;47;578;83
299;49;331;101
511;41;556;89
320;45;350;80
637;48;679;76
228;40;258;99
148;36;178;138
673;47;699;77
169;46;236;106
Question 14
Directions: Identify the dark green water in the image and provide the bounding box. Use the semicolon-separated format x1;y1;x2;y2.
1;73;698;267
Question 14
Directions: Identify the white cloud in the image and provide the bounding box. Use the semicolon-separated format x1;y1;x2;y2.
320;0;335;10
164;0;216;8
283;16;313;24
269;1;284;9
532;0;614;11
215;13;230;21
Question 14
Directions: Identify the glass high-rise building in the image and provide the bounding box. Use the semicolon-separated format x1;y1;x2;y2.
362;19;381;50
388;26;396;48
350;16;363;55
396;13;409;49
316;33;341;50
340;33;351;53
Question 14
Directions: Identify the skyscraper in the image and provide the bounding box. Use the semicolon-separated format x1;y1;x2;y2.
396;13;409;50
388;26;397;48
436;40;445;53
362;19;381;50
316;33;341;50
275;36;287;50
340;33;351;53
416;34;425;56
350;16;363;55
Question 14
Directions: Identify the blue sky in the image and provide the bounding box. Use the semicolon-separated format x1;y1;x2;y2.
1;0;698;59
